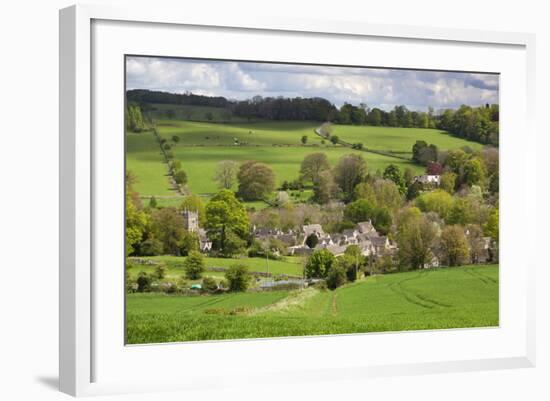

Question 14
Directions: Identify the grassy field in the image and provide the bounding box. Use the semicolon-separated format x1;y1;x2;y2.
126;118;483;197
155;120;320;146
126;264;499;344
126;130;423;196
330;124;484;153
168;145;422;194
127;255;305;281
126;130;174;196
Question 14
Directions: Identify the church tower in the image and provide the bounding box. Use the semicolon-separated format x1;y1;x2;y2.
182;209;199;232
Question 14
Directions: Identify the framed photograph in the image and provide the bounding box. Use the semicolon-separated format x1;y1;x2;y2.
59;4;536;397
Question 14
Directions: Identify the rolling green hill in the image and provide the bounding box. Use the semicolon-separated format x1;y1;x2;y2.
329;124;484;153
126;264;499;343
125;119;486;198
126;130;174;196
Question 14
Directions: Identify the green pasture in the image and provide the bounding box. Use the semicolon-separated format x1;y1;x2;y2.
126;264;499;343
170;146;422;195
330;124;484;153
126;119;484;198
126;131;174;196
127;255;305;280
155;120;320;146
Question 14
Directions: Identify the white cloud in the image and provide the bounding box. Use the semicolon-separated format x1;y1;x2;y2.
126;56;499;111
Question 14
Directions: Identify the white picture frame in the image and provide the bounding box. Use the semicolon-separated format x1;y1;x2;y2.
59;4;536;397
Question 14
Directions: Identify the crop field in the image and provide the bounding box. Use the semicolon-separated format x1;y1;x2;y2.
330;124;484;153
126;264;499;344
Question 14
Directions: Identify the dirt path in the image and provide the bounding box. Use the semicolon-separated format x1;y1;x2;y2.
331;293;338;317
251;288;319;315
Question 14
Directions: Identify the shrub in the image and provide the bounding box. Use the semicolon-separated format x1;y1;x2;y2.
288;179;304;190
160;282;177;294
125;271;136;293
140;237;164;256
136;271;152;292
305;249;336;278
326;264;347;290
184;251;205;279
170;160;182;171
176;277;189;292
201;277;218;293
154;264;167;280
225;264;250;292
174;170;188;185
148;196;158;208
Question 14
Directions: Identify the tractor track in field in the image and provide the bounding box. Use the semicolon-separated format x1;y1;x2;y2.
177;294;237;314
331;293;338;317
388;271;451;309
463;267;498;285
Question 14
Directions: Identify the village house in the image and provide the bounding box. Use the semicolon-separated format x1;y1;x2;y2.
254;219;395;259
301;224;332;245
251;226;298;247
181;210;212;252
414;174;441;186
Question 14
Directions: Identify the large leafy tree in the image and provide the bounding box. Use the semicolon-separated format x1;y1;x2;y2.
126;104;146;132
463;158;487;187
237;161;276;201
305;249;336;278
225;264;250;292
150;207;185;255
214;160;238;190
334;154;367;200
353;182;377;203
397;211;437;270
205;190;250;254
344;199;376;223
412;140;438;165
440;172;457;194
440;225;469;266
415;189;454;221
299;152;330;184
125;171;148;256
326;263;347;290
466;224;485;264
484;208;499;242
372;179;403;211
383;164;406;194
312;170;340;204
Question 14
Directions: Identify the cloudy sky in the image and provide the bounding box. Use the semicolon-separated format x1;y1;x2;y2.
126;56;499;111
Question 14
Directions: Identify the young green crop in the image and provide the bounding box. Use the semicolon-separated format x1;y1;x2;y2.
126;264;499;344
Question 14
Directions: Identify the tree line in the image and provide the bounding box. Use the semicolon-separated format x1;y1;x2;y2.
126;90;499;146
